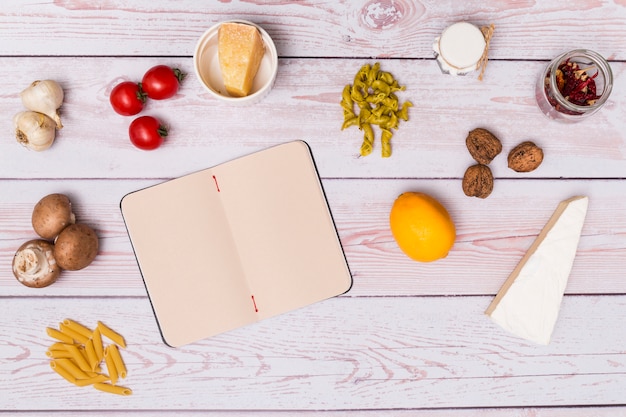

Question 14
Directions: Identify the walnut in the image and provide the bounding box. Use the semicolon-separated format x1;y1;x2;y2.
508;141;544;172
466;128;502;165
462;164;494;199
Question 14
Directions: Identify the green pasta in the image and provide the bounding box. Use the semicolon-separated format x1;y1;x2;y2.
360;124;375;156
340;62;412;157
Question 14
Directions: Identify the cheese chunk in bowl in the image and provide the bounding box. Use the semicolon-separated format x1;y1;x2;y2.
194;20;278;105
218;22;265;97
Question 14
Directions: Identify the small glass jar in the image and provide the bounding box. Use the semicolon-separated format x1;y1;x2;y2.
536;49;613;122
433;22;486;76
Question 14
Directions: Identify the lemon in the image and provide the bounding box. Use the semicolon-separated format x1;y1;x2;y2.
389;192;456;262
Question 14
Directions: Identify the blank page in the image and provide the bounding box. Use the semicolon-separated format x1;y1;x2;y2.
121;170;255;347
214;141;353;319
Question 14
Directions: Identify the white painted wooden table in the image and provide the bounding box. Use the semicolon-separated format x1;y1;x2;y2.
2;1;626;416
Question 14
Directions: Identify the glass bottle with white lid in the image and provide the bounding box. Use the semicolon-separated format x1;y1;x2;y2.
433;22;487;76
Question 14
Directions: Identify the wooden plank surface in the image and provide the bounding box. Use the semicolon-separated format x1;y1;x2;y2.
1;177;626;298
0;1;625;59
6;411;626;417
2;295;626;410
1;0;625;415
1;58;625;180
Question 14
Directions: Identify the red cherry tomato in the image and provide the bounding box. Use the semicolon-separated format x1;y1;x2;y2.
128;116;168;150
110;81;146;116
141;65;186;100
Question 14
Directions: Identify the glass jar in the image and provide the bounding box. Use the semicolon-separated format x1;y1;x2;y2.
433;22;486;76
536;49;613;122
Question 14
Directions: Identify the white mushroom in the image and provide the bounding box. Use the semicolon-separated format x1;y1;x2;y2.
32;193;75;240
53;223;99;271
13;239;61;288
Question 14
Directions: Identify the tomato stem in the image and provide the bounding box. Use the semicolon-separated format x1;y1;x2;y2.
172;68;187;84
135;83;148;103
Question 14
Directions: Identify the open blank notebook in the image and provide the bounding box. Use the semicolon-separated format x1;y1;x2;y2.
121;141;352;347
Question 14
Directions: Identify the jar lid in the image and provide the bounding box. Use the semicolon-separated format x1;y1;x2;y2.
437;22;486;73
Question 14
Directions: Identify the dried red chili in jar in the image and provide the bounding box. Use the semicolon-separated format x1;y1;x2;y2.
536;49;613;122
553;60;600;106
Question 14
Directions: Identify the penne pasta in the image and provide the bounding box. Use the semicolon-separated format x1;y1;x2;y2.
74;374;109;387
105;344;127;379
50;361;77;385
104;347;119;385
92;328;104;362
47;318;131;395
84;339;99;371
59;323;90;345
63;344;92;372
62;319;93;339
53;358;90;380
46;349;73;359
46;327;74;344
93;382;132;396
97;321;126;348
49;342;71;351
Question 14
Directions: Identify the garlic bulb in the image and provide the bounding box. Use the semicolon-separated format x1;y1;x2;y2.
14;111;57;151
20;80;64;129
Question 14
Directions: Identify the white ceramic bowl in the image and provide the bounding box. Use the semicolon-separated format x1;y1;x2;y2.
193;20;278;105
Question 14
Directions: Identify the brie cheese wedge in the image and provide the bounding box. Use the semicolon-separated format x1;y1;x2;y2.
485;196;588;345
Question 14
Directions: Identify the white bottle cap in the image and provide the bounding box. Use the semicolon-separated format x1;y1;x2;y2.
434;22;486;75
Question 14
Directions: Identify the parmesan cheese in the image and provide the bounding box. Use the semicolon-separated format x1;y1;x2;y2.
218;22;265;97
485;196;589;345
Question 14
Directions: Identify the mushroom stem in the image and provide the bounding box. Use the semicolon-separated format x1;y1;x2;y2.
13;240;61;288
14;247;48;276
